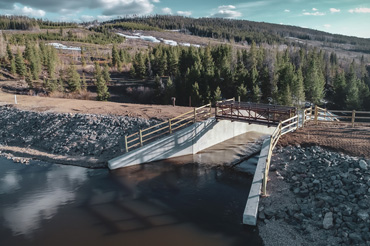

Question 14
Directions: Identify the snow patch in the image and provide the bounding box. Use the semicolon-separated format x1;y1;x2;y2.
47;43;81;51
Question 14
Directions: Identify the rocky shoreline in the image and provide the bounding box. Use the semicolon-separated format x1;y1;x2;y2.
0;105;160;168
258;145;370;246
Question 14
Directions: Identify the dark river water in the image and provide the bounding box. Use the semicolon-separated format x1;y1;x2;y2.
0;132;266;246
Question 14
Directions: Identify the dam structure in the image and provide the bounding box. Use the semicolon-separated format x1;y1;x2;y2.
108;99;299;226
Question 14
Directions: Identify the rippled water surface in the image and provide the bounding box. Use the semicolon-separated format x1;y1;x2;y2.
0;132;266;246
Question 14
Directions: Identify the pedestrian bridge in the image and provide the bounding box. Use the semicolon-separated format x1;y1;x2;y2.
108;98;301;226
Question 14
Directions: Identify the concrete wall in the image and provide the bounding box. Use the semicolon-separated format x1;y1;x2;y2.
243;138;270;225
108;118;275;170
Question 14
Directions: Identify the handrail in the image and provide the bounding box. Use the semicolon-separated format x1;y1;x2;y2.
123;101;225;153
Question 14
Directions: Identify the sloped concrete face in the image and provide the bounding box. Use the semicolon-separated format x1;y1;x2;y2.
108;118;275;170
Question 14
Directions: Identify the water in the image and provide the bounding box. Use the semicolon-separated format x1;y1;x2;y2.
0;132;266;246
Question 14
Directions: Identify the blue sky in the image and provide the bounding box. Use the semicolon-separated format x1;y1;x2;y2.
1;0;370;38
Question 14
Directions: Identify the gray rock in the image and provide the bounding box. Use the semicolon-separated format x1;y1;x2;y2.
323;212;334;229
359;160;368;170
349;233;363;243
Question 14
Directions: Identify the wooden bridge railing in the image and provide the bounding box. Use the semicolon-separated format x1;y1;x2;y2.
124;102;216;153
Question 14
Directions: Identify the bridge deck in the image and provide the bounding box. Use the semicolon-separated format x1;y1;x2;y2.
216;101;296;126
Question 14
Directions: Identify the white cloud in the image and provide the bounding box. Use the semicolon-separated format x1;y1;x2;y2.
152;0;160;2
330;8;340;13
218;5;236;10
303;11;325;16
312;8;318;11
284;9;290;13
100;0;154;16
324;24;331;28
212;5;242;18
349;8;370;14
5;4;46;17
177;10;192;16
162;7;172;15
0;0;155;16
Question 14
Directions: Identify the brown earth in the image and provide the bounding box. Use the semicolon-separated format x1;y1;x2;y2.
0;90;192;120
278;122;370;158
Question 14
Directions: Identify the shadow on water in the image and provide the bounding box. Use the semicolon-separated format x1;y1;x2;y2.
0;132;266;246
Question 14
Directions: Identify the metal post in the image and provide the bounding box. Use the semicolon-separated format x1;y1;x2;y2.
124;135;128;153
352;110;356;128
169;119;172;134
14;95;17;104
139;129;143;147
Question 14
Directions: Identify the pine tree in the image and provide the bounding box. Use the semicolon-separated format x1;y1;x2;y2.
95;75;110;101
236;84;247;101
6;43;12;61
66;64;81;92
103;63;110;85
15;49;26;77
111;44;119;69
213;86;222;103
292;68;305;107
191;82;202;106
25;68;33;88
332;70;346;108
10;57;16;75
305;56;325;105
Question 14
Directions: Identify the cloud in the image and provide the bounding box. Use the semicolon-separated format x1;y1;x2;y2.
303;11;325;16
330;8;340;13
152;0;160;2
4;4;46;17
324;24;331;28
212;5;242;18
312;8;318;11
0;0;155;16
284;9;290;13
162;7;172;15
177;11;192;16
100;0;154;16
349;8;370;14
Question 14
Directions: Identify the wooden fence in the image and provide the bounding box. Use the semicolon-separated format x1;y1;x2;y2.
262;114;300;196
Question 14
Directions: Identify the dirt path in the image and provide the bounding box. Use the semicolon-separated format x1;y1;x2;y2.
279;122;370;158
0;90;192;120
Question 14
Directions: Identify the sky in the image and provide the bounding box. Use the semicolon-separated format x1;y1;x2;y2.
1;0;370;39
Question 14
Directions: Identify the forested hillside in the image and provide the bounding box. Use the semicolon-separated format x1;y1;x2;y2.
104;15;370;53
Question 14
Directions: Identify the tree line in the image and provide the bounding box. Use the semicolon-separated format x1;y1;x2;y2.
125;43;369;110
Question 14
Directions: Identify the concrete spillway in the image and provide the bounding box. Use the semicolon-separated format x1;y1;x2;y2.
108;118;275;170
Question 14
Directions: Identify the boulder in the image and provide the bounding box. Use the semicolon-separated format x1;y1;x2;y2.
323;212;334;229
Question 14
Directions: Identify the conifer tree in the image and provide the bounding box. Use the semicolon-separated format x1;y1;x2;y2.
213;86;222;103
6;43;12;61
10;57;16;75
236;84;247;101
15;49;26;77
111;44;119;68
191;82;202;106
81;73;87;91
66;64;81;92
103;63;110;85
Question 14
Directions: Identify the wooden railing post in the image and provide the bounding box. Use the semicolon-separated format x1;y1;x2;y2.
215;104;218;118
139;129;143;147
352;110;356;128
169;119;172;134
314;105;318;124
193;108;197;123
303;109;306;127
124;135;128;153
297;112;300;130
238;95;240;103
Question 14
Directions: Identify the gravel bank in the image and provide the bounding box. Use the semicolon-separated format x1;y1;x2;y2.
0;105;160;167
258;145;370;246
